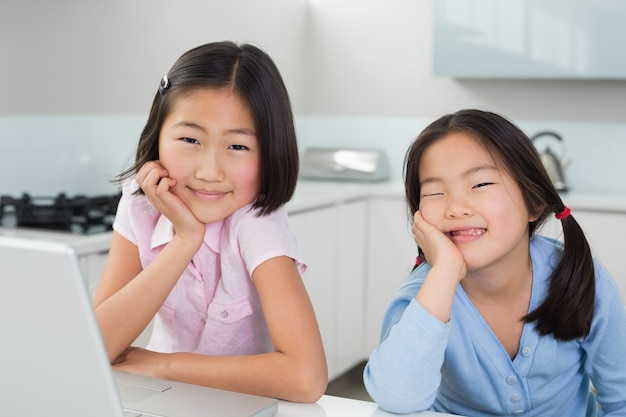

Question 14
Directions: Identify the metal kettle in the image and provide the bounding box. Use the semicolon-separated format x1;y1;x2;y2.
531;131;569;192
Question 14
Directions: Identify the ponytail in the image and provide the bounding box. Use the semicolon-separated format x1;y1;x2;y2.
524;209;595;340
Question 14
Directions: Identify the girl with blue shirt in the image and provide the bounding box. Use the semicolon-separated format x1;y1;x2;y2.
364;109;626;416
93;41;327;402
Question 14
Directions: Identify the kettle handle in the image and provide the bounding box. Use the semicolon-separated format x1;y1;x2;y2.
531;131;562;142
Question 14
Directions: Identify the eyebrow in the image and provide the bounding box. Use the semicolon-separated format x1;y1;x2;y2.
173;121;256;136
420;163;498;187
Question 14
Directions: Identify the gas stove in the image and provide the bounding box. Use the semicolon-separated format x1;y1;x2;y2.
0;193;121;235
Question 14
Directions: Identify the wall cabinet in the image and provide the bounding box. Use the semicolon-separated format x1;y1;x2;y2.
434;0;626;79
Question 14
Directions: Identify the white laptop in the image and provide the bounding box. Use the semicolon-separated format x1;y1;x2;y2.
0;235;279;417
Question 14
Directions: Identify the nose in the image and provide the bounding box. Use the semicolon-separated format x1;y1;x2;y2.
194;149;224;182
444;194;473;218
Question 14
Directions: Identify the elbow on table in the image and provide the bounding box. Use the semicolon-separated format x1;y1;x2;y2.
363;366;434;414
367;389;432;415
283;361;328;403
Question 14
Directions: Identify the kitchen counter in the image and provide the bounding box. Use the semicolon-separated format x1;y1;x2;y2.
0;226;113;255
277;395;458;417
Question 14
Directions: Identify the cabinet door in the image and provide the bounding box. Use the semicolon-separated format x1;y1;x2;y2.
289;206;339;378
289;200;368;380
365;197;417;355
335;200;367;372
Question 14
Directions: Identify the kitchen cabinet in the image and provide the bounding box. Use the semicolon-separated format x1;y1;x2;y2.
364;197;417;356
288;199;368;380
434;0;626;79
79;251;109;297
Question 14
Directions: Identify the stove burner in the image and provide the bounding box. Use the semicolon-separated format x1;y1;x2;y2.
0;192;121;234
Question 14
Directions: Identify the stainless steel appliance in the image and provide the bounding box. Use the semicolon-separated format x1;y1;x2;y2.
299;148;390;182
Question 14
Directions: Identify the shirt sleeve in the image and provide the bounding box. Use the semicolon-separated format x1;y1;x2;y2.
234;205;306;277
112;180;139;245
363;265;451;414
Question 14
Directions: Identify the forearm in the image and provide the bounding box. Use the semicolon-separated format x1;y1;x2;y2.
95;236;199;362
415;263;464;322
160;349;327;403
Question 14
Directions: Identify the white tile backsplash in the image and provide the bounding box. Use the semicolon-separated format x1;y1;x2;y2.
1;114;625;196
0;115;143;196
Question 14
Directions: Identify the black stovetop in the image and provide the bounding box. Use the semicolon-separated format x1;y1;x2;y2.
0;192;121;235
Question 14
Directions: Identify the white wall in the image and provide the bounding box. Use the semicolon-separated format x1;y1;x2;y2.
0;0;309;115
301;0;626;123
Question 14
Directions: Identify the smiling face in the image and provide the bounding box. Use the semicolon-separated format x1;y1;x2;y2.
418;132;537;275
158;88;260;224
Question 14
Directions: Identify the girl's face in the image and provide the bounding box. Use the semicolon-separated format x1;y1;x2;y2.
158;88;260;224
418;132;537;274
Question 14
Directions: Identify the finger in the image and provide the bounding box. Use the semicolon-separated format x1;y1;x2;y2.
140;168;168;194
136;161;168;187
155;177;176;196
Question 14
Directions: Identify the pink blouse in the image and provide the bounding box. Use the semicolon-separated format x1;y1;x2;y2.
113;181;306;356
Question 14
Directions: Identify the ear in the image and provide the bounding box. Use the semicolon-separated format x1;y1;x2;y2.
528;204;546;223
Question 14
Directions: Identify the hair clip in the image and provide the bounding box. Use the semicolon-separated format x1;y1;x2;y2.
158;74;170;95
555;206;571;220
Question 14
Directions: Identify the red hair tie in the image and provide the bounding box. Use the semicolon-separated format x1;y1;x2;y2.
555;206;571;220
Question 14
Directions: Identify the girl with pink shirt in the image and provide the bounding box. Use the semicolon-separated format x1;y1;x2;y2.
93;41;327;402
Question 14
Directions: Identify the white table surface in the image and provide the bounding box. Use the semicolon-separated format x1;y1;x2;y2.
277;395;458;417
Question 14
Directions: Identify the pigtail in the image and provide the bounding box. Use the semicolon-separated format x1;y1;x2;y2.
524;210;595;340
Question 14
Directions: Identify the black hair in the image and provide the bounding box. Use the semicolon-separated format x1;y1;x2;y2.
116;41;298;215
403;109;595;340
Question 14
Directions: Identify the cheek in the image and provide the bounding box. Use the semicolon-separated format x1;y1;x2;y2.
418;201;440;225
237;161;261;193
159;157;183;181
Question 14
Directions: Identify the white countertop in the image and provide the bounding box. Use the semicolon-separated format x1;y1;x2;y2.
0;226;113;255
277;395;457;417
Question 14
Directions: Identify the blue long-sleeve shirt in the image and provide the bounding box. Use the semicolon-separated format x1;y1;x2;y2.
364;236;626;416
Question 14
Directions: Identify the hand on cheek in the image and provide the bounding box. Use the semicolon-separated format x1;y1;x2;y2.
136;161;204;240
413;210;466;278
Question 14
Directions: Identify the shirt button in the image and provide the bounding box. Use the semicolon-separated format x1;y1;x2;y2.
510;394;522;403
220;310;229;318
521;346;532;357
506;375;518;385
